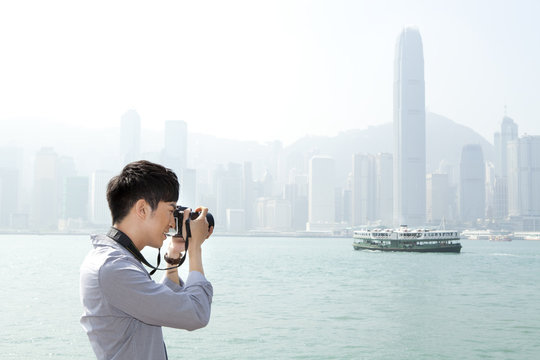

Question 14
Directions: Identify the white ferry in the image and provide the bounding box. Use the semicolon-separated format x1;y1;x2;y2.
353;225;462;253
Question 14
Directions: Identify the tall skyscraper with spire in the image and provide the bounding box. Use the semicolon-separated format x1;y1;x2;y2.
492;115;518;219
393;27;426;226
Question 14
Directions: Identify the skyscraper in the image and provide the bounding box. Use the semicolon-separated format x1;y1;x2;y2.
120;109;141;165
494;116;518;179
90;170;113;226
393;27;426;227
492;116;518;219
375;153;393;226
507;136;540;228
426;173;449;224
352;153;375;226
63;176;89;221
179;168;196;207
460;144;486;223
0;146;22;228
163;120;188;174
307;156;335;231
32;147;59;230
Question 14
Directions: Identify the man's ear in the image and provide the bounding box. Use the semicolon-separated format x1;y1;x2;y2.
134;199;149;220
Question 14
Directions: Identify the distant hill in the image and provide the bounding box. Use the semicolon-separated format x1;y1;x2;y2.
282;112;494;186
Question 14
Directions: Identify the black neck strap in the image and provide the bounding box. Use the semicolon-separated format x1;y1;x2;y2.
106;227;186;275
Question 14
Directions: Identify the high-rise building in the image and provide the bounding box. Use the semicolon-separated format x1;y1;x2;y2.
0;147;22;228
243;162;255;230
179;168;196;207
57;156;76;220
215;163;243;224
307;156;335;231
0;168;19;228
32;147;59;230
226;209;246;232
284;172;308;231
163;120;188;173
120;109;141;165
426;173;449;224
507;136;540;227
494;116;518;179
352;153;375;226
63;176;89;221
253;198;292;231
393;27;426;227
493;116;518;219
485;162;496;219
90;170;113;226
460;144;486;223
375;153;393;226
492;177;508;220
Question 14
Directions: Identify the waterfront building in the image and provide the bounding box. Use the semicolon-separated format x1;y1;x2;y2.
226;208;246;232
460;144;486;223
375;153;393;226
216;163;243;224
284;173;308;231
0;168;18;228
426;173;449;224
90;170;113;226
120;109;141;165
63;176;89;221
0;147;23;228
179;168;197;207
163;120;188;174
493;116;518;219
32;147;59;230
494;116;518;179
507;135;540;230
307;156;335;231
393;27;426;227
352;153;375;226
57;156;76;221
243;162;255;230
341;188;352;225
266;198;292;231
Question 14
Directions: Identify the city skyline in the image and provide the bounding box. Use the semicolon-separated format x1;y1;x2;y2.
0;1;539;144
1;108;536;232
0;6;539;233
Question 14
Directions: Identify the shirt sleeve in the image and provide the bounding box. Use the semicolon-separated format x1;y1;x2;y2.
99;257;213;331
160;274;185;291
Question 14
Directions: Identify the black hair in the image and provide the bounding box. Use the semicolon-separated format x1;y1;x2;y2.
107;160;179;224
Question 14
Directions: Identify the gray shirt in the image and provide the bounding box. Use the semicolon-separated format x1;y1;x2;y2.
80;234;213;360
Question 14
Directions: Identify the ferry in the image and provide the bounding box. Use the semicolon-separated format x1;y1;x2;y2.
353;225;462;253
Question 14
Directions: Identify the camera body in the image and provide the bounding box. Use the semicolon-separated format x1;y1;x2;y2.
169;206;214;238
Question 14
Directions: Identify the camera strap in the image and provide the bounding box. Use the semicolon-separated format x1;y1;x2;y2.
107;227;188;276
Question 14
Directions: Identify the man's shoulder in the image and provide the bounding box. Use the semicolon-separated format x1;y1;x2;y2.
81;234;142;275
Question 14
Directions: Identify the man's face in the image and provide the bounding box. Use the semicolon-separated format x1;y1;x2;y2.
145;201;177;248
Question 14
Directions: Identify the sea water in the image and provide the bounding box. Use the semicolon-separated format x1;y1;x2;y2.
0;235;539;359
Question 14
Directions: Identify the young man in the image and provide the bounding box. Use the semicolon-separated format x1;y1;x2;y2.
80;160;213;360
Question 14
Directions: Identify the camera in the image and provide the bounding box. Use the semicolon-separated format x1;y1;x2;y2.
168;206;214;238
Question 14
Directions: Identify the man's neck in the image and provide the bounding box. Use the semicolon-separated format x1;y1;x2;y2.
114;221;146;251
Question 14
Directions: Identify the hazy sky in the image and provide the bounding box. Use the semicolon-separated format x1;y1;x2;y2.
1;0;538;145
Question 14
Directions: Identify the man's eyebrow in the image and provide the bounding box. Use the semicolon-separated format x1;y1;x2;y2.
168;203;176;209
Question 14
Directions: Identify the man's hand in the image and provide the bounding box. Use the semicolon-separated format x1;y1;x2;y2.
166;236;186;261
181;207;213;276
189;207;213;247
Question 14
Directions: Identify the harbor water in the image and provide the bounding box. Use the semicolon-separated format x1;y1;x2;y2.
1;235;539;359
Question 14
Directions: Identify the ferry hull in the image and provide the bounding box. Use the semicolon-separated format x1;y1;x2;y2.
353;243;462;253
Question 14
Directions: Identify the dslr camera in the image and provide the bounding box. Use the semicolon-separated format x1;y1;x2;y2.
169;206;214;238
